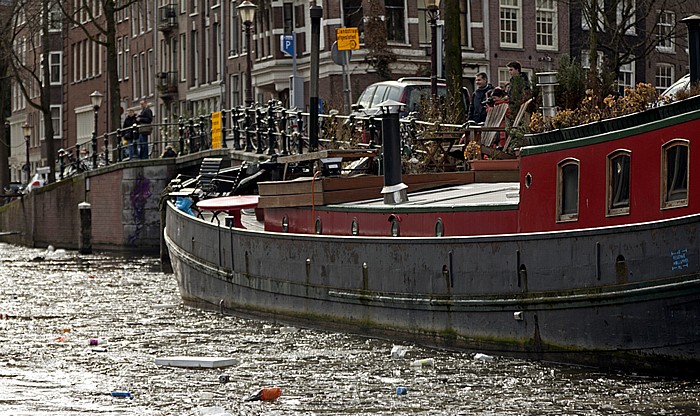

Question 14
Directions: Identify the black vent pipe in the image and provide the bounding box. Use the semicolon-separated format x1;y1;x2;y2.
682;15;700;84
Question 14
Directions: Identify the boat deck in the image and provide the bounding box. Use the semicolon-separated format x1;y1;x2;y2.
328;182;520;212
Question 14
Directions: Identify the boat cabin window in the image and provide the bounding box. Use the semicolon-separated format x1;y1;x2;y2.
607;150;631;216
557;159;579;222
661;140;689;209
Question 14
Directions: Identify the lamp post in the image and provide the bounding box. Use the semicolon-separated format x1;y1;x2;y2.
426;0;441;99
22;122;31;185
90;91;103;169
238;0;256;107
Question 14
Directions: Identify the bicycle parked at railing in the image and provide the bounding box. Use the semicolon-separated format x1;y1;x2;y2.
58;148;90;179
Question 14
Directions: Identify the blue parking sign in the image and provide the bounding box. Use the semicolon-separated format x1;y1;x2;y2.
280;34;294;56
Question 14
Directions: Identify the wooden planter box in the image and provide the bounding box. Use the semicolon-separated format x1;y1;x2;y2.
469;159;519;171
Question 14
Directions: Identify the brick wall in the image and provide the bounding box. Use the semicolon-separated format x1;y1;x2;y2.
0;160;177;253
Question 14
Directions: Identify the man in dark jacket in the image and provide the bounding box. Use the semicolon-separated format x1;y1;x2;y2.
136;99;153;159
122;108;137;160
468;72;494;123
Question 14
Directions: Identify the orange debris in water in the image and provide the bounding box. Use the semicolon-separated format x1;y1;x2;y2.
245;387;282;402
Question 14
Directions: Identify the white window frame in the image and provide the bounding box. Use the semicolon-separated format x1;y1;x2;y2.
581;0;604;31
618;60;635;95
536;0;558;51
616;0;636;36
180;33;187;82
656;10;675;53
49;51;62;85
655;63;674;93
499;0;522;48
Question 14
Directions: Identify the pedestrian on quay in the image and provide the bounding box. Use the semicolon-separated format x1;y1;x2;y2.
505;61;530;100
136;99;153;159
468;72;494;124
161;145;177;158
122;108;137;160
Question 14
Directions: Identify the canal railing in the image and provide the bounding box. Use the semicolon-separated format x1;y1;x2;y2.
58;100;480;180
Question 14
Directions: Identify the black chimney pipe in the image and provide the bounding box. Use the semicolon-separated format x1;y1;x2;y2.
682;15;700;84
379;100;408;205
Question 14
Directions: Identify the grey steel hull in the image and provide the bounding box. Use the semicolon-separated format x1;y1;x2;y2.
164;203;700;375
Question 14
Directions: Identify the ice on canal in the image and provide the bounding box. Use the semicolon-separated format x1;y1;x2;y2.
0;242;699;415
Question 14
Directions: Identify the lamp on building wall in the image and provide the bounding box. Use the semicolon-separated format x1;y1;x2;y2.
237;0;256;107
426;0;441;99
90;91;103;169
22;122;32;184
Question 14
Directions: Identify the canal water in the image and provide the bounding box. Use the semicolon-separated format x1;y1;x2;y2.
1;242;698;416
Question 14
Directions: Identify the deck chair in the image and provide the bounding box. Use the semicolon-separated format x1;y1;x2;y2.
503;97;534;152
480;104;509;147
198;157;223;195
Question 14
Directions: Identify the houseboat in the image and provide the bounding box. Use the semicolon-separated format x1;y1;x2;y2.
164;95;700;376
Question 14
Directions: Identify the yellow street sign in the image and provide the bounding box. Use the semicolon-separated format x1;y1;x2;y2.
336;28;359;51
211;111;222;149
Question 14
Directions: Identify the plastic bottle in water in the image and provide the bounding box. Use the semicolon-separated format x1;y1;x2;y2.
396;386;408;395
111;391;132;398
410;358;435;367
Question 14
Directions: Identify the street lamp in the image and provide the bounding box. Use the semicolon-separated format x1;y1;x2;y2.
90;91;103;169
426;0;441;99
237;0;256;107
22;122;31;185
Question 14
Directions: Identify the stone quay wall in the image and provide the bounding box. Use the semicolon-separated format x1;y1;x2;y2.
0;159;177;253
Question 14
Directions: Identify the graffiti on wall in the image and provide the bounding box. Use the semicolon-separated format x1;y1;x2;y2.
128;174;152;246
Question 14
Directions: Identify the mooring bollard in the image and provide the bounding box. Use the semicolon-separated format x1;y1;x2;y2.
78;202;92;254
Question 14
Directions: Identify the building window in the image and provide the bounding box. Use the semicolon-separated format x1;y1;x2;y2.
460;1;471;48
618;60;635;95
607;150;631;216
557;159;579;222
192;30;199;86
616;0;636;35
581;0;604;31
49;52;61;85
132;54;138;98
283;2;294;34
385;0;405;43
117;37;123;80
418;0;429;44
123;37;129;80
343;0;364;41
499;0;521;48
147;49;154;96
44;105;62;139
655;63;674;93
536;0;557;51
229;1;239;56
179;33;187;82
662;140;689;209
48;0;62;31
230;74;240;107
656;10;675;53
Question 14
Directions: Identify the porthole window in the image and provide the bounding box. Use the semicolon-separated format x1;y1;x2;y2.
351;218;359;236
557;158;579;222
435;218;444;237
390;218;400;237
661;140;689;209
607;150;631;216
525;173;532;189
315;217;322;235
282;216;289;232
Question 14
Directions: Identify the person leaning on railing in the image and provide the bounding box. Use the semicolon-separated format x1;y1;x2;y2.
136;99;153;159
122;108;137;160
